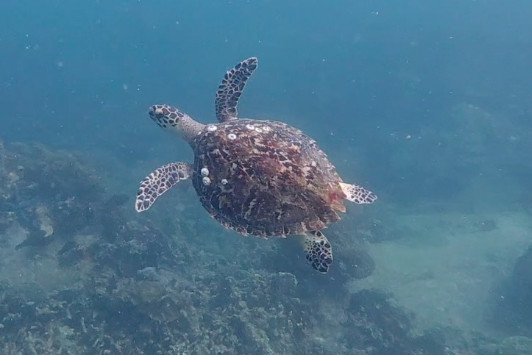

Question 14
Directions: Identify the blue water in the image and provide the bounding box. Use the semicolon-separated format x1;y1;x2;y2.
1;0;532;353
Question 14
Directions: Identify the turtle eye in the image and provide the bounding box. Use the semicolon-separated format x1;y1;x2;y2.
149;105;167;119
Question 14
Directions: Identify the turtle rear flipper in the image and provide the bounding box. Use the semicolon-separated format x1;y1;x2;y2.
215;57;258;122
135;162;192;212
340;182;377;204
303;231;333;273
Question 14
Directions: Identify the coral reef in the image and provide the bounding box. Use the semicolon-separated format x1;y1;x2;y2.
0;141;505;353
0;143;105;250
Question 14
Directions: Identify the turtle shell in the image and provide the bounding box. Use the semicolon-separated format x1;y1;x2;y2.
191;119;346;238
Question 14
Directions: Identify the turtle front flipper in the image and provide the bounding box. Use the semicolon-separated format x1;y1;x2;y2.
215;57;258;122
135;162;193;212
340;182;378;204
303;231;333;273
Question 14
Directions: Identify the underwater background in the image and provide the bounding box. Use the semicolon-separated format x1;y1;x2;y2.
1;0;532;353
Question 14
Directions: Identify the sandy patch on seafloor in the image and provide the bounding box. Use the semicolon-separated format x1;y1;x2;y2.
348;210;532;333
0;225;81;294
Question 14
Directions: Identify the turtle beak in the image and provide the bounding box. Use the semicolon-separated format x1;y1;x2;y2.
148;105;167;127
148;105;158;119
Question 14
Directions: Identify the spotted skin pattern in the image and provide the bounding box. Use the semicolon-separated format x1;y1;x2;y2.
135;162;192;212
340;182;378;204
148;104;204;143
304;230;333;273
215;57;258;122
149;104;185;129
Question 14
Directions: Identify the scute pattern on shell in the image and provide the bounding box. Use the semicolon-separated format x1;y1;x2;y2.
191;119;347;238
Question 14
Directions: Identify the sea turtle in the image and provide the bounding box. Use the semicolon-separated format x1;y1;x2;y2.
135;57;377;273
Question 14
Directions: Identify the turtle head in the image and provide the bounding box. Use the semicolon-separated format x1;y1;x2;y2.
148;104;205;144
